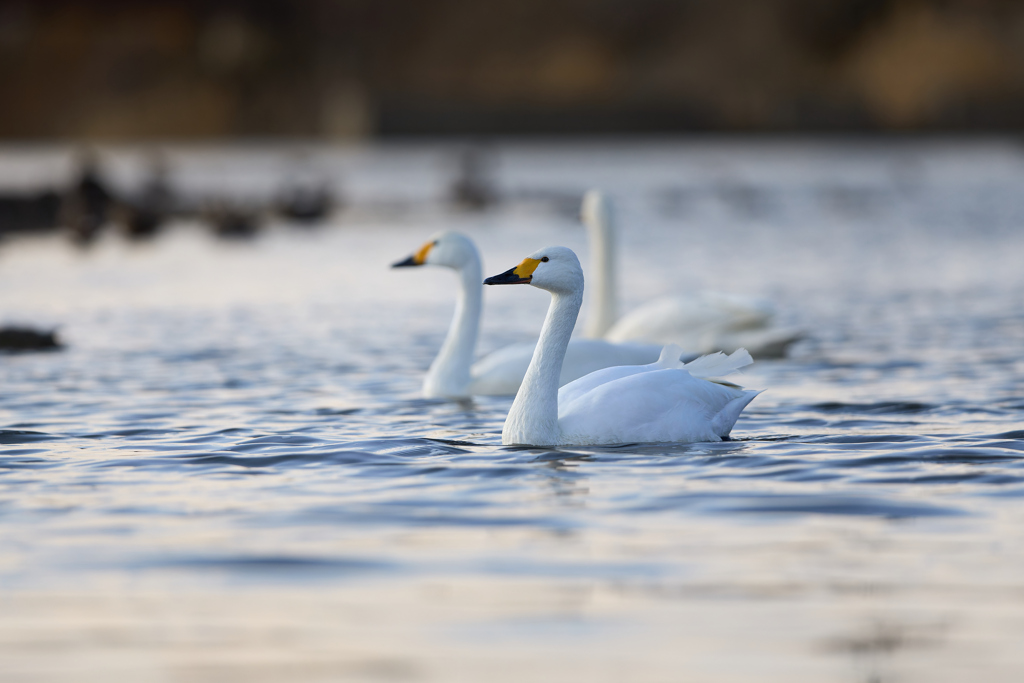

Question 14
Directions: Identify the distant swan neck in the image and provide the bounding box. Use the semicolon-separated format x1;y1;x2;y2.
585;207;617;338
502;287;583;445
423;258;482;398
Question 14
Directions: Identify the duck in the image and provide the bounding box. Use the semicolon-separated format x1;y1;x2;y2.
0;326;62;352
61;153;114;247
580;189;803;358
204;201;262;240
392;232;679;399
485;246;761;446
448;147;496;211
118;155;174;241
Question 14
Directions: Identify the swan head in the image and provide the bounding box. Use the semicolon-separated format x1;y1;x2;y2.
580;189;610;230
484;246;583;295
392;231;479;270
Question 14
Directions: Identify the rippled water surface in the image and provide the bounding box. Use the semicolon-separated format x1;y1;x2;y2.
2;140;1024;682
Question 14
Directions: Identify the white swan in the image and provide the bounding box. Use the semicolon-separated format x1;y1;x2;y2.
392;232;673;399
580;190;803;358
484;246;761;446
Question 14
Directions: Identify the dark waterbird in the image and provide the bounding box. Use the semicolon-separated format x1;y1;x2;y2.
449;147;497;210
204;202;263;240
61;154;114;247
276;184;335;223
0;190;61;237
0;326;62;352
117;156;176;241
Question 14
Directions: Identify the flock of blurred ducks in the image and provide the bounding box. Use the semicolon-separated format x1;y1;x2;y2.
0;153;334;248
2;150;802;444
0;151;336;353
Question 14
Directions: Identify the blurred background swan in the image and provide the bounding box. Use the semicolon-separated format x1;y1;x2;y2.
581;189;803;358
391;231;688;398
484;246;759;446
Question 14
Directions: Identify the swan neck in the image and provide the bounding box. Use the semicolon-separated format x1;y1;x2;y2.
585;208;617;338
423;258;482;398
502;287;582;445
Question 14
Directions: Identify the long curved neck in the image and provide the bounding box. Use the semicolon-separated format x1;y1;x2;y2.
423;257;482;398
584;209;617;338
502;287;583;445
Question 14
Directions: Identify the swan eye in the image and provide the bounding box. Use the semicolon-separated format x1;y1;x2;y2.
540;256;549;262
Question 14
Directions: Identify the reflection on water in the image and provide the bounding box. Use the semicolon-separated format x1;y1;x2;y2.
1;140;1024;682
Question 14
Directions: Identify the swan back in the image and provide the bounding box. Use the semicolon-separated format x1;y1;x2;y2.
555;345;757;444
604;293;775;348
558;367;759;445
557;346;751;412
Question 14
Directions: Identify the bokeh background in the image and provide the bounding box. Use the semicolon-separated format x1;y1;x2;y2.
2;0;1024;139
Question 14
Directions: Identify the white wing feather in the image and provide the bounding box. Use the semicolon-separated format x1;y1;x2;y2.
680;348;753;379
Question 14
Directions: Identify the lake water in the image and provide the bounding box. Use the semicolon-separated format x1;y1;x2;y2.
1;139;1023;682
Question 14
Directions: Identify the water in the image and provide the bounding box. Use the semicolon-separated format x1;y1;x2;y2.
1;139;1023;682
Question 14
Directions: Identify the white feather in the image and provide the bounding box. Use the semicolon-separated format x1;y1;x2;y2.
680;348;753;379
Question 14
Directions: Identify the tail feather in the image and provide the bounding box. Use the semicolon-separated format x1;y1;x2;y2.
655;344;687;369
712;389;762;438
682;348;753;379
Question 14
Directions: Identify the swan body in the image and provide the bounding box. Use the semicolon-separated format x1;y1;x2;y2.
581;190;802;358
484;246;760;446
604;291;802;357
392;232;669;399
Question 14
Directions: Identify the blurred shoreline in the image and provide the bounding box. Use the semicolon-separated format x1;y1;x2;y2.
3;1;1024;140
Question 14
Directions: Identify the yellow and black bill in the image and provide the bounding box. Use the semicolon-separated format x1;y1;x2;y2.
484;257;541;285
391;241;434;268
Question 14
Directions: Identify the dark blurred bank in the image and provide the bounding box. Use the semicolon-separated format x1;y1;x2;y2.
1;0;1024;139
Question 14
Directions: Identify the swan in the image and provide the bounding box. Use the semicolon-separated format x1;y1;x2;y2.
392;232;677;399
580;189;803;358
484;246;761;446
